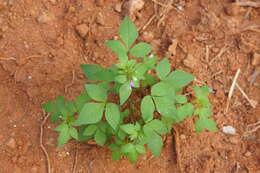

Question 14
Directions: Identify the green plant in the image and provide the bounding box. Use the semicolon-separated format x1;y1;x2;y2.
42;16;217;162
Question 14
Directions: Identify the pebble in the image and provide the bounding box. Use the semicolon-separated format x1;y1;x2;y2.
183;54;197;69
229;136;239;144
168;39;178;56
6;138;16;149
252;53;260;66
115;2;123;12
37;12;55;24
96;0;104;7
225;3;240;16
244;151;251;157
123;0;144;19
142;31;154;42
222;126;236;135
75;24;89;38
180;134;186;140
49;0;57;4
96;13;105;25
31;166;39;173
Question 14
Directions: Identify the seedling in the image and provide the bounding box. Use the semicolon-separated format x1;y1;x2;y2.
42;16;217;162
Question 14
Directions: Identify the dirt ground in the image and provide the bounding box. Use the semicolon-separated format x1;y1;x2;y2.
0;0;259;172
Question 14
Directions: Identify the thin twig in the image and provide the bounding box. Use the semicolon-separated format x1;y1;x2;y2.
0;57;17;61
235;83;257;108
241;24;260;32
72;147;78;173
65;70;75;93
244;121;260;136
237;1;260;8
205;45;210;62
225;69;241;113
40;112;51;173
172;126;182;173
209;46;229;65
138;14;156;31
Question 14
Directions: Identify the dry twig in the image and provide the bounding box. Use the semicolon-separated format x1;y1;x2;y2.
65;70;75;93
225;69;241;113
40;112;51;173
237;1;260;8
172;126;182;173
0;57;17;61
244;121;260;136
205;45;210;62
209;46;229;65
72;148;78;173
235;83;257;108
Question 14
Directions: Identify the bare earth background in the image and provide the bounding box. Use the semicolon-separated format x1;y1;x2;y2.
0;0;259;172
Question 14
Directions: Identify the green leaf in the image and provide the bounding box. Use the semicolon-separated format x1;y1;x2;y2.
194;107;212;118
151;82;173;96
105;40;127;57
142;74;157;87
54;123;68;132
143;55;157;69
80;64;116;82
66;101;77;115
112;151;121;160
119;82;132;105
42;101;58;113
75;92;91;111
83;125;97;136
85;84;107;102
175;95;187;104
195;116;217;134
127;151;138;163
94;129;107;146
147;134;163;157
164;70;194;89
56;96;69;117
50;112;61;123
147;119;168;135
120;124;136;135
73;103;105;126
115;75;127;84
56;124;71;147
69;127;78;140
153;96;175;117
119;16;138;50
77;126;92;142
156;58;170;80
121;143;135;153
130;42;152;58
194;85;210;98
135;144;146;154
141;96;154;122
176;103;194;122
105;103;120;130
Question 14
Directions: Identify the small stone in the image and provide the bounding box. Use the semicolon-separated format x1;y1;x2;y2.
96;13;105;25
225;3;240;16
75;24;89;38
115;2;123;12
244;151;251;157
252;53;260;66
168;39;178;56
37;12;55;24
211;47;219;53
49;0;56;4
183;54;197;69
96;0;104;7
229;136;239;144
123;0;144;20
180;134;186;140
142;31;154;42
222;126;236;135
6;138;16;149
31;166;39;173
